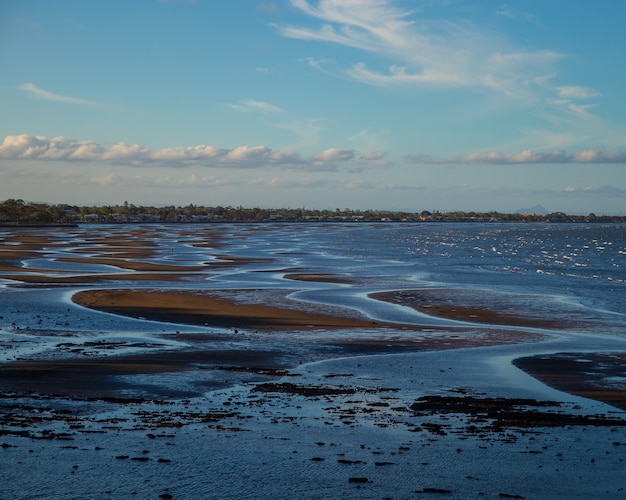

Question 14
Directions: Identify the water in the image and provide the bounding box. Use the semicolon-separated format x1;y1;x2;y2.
1;221;625;362
1;222;626;499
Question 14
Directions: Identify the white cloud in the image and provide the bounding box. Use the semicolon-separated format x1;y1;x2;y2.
275;0;563;97
0;134;106;160
556;86;600;99
302;56;337;77
546;85;600;118
0;134;382;172
75;172;227;189
313;147;355;161
405;146;626;165
384;183;427;191
248;176;330;189
561;185;626;196
19;83;103;106
227;99;285;113
346;180;375;190
88;173;124;186
496;4;539;25
570;148;626;163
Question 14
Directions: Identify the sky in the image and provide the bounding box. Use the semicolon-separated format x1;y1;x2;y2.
1;0;625;214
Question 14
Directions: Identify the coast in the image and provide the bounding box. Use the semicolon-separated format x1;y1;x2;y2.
1;223;625;498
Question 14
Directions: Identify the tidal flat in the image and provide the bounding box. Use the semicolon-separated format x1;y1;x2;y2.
1;223;625;499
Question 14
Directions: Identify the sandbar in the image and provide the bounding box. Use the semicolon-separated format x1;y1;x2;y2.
514;352;626;410
72;289;390;331
0;349;284;397
370;289;574;329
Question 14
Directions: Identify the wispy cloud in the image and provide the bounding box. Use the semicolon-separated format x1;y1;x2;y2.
555;86;599;100
496;4;540;25
19;83;103;106
406;147;626;165
275;0;562;98
227;99;285;113
544;85;601;117
249;176;330;189
0;134;382;172
561;185;626;196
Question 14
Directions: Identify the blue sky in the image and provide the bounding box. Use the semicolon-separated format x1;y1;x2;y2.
1;0;625;214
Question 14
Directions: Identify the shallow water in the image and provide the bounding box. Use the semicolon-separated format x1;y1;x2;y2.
3;222;625;336
1;222;626;499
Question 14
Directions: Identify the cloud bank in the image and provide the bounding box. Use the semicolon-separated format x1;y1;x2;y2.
3;135;622;172
407;147;626;165
0;134;384;171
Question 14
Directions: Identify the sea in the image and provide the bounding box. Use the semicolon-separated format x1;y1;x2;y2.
1;222;626;499
187;222;626;334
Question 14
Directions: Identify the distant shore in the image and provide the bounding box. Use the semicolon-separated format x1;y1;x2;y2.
2;198;625;224
0;223;78;227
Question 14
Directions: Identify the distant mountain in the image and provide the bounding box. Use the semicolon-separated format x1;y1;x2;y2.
517;204;548;215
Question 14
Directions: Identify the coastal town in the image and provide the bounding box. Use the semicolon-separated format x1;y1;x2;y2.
1;198;624;225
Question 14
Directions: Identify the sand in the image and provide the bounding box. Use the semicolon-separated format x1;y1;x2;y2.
72;288;388;331
370;289;576;330
514;352;626;411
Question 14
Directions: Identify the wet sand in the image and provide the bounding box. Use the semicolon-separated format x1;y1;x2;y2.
72;289;389;331
514;352;626;411
0;348;285;397
370;289;575;330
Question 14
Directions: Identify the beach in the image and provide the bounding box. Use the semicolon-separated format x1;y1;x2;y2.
1;223;625;499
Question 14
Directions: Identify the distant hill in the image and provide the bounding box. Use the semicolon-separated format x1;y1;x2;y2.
517;204;548;215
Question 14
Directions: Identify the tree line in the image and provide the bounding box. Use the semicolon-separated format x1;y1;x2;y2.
0;198;623;225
